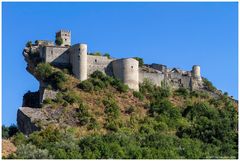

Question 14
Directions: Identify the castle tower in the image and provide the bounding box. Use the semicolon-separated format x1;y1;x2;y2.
192;65;201;80
56;30;71;46
112;58;139;91
70;43;88;81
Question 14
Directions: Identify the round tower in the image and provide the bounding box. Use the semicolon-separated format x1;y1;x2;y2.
192;65;201;80
112;58;139;91
78;44;88;81
70;43;88;81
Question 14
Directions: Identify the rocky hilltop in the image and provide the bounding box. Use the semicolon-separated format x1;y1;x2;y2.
10;35;238;159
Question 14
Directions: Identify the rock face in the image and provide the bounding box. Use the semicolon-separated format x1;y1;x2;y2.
17;107;44;135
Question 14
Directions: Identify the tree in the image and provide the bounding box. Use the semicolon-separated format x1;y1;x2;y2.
133;57;144;67
35;63;53;80
55;37;63;46
26;41;32;47
103;53;111;59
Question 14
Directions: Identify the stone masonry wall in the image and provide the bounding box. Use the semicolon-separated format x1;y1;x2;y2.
139;69;164;86
87;55;114;76
43;46;69;65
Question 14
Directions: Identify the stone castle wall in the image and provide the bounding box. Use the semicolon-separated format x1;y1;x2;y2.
40;46;69;66
139;69;164;86
87;55;114;76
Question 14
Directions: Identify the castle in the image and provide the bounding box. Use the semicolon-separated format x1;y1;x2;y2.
23;30;203;105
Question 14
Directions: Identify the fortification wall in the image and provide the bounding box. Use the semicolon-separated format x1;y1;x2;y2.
70;44;87;81
112;58;139;91
42;46;69;65
139;70;164;86
87;55;114;76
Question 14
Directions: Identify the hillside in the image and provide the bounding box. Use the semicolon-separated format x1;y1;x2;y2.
2;42;238;159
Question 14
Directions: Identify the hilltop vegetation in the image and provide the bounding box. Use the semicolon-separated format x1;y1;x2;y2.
3;63;238;159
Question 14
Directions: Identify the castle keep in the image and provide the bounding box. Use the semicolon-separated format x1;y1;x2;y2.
23;30;203;105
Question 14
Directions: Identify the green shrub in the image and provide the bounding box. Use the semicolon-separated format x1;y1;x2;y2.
91;78;106;90
111;79;128;93
43;98;52;105
2;125;9;139
55;37;63;46
77;103;91;126
89;52;101;56
175;88;189;97
78;80;94;92
125;106;135;114
133;57;144;67
90;70;106;80
103;97;120;119
26;41;32;47
63;91;81;104
48;71;67;90
13;143;51;159
103;53;111;59
133;91;144;100
2;125;19;139
88;118;100;130
105;121;119;132
35;63;53;80
149;99;181;119
13;132;27;146
203;78;216;92
139;79;155;95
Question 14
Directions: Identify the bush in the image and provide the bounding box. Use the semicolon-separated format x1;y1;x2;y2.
35;63;53;80
139;79;155;95
77;103;91;126
13;143;51;159
125;106;135;114
103;97;120;120
78;80;94;92
133;57;144;67
55;37;63;46
203;78;216;92
103;53;111;59
2;125;9;139
63;91;81;104
43;98;52;105
48;71;67;90
13;132;27;146
133;91;144;101
175;88;189;97
89;52;101;56
87;118;100;130
149;99;181;119
91;79;106;90
111;79;128;93
26;41;32;47
90;70;106;80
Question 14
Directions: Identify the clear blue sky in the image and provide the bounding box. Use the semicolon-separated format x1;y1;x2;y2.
2;2;238;126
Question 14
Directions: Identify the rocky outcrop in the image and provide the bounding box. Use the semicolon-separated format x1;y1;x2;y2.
17;107;44;135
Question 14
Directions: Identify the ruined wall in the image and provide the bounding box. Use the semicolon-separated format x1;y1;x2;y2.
70;44;88;81
39;88;58;104
87;55;114;76
41;46;69;66
112;58;139;91
139;70;164;86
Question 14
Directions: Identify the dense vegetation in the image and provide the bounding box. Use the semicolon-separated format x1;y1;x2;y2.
55;37;63;46
3;66;238;159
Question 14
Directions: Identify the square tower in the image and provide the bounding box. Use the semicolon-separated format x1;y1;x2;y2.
56;30;71;46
